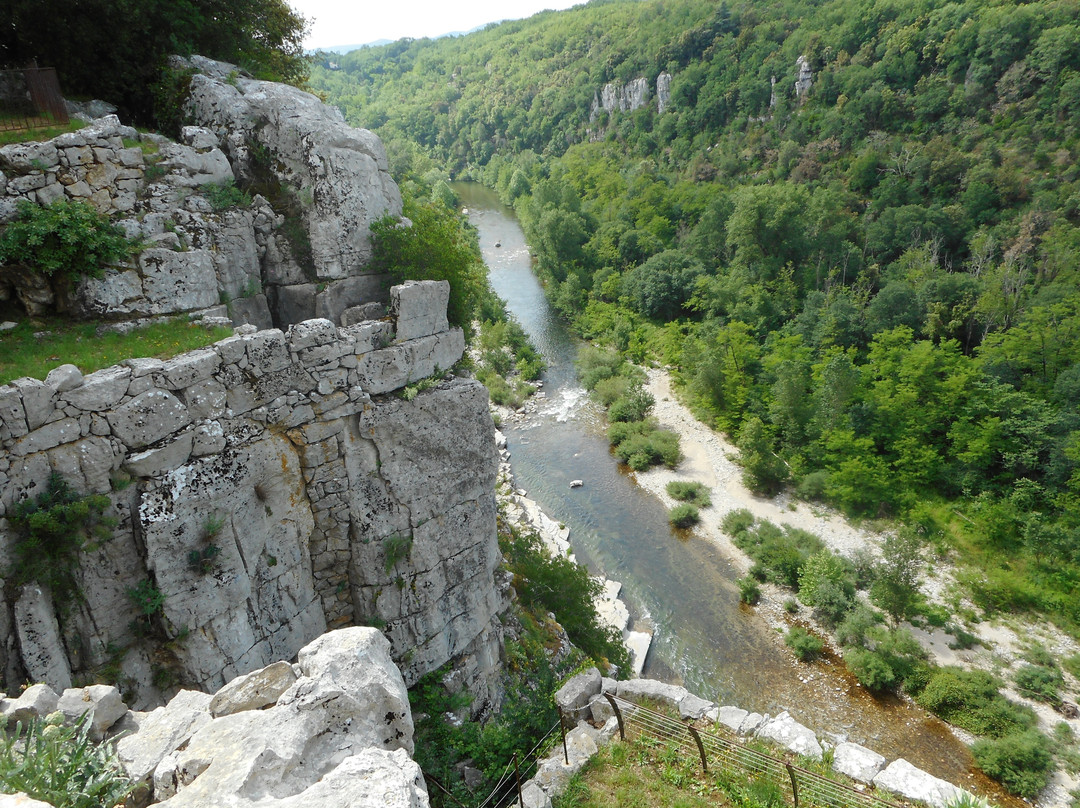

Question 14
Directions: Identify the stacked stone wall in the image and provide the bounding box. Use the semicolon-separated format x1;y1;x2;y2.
0;281;505;710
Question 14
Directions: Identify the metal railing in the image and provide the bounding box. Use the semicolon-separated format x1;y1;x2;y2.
603;693;907;808
423;717;564;808
0;68;68;132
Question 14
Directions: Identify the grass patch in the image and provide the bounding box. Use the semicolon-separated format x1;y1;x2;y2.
0;119;82;146
665;481;711;507
0;318;233;385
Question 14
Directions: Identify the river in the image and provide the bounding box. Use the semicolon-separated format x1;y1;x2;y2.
453;181;1016;804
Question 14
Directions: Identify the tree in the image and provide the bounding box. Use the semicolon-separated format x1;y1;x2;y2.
621;249;706;320
0;0;309;125
371;194;485;333
737;416;788;495
871;531;923;621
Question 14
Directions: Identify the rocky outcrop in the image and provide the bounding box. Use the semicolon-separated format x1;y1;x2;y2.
1;57;403;331
590;78;651;121
179;55;402;325
0;282;505;711
795;55;813;99
656;72;673;114
111;627;428;807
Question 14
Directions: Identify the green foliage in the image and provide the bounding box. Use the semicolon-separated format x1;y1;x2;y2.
7;472;113;608
609;419;681;470
187;544;220;575
843;625;928;693
668;503;700;529
372;193;486;334
785;627;824;662
0;712;138;808
736;575;760;605
665;480;711;507
0;0;310;126
500;523;631;675
0;317;233;386
732;519;824;590
1013;664;1063;704
972;730;1054;799
916;667;1036;738
126;579;165;617
721;509;755;538
383;533;414;573
870;531;923;621
0;199;141;281
203;179;252;211
313;0;1080;640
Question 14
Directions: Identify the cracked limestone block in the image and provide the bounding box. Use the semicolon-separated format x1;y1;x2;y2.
139;249;219;315
107;389;191;450
138;433;322;691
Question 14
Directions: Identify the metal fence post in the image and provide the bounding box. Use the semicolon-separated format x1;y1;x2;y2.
687;724;708;773
557;706;569;764
785;763;800;808
514;753;523;808
602;693;625;740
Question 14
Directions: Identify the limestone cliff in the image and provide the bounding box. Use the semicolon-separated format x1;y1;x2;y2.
0;56;401;330
0;282;506;710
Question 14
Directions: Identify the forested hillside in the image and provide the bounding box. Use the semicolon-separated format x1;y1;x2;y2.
311;0;1080;649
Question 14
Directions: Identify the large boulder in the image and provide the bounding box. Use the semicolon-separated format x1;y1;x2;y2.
872;759;968;808
832;742;886;784
180;55;401;281
151;628;419;807
755;711;822;760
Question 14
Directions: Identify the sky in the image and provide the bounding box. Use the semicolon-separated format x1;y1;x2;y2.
291;0;584;51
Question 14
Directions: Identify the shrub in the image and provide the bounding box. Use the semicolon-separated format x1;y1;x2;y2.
384;533;414;573
972;730;1053;798
795;470;830;501
577;346;625;390
836;604;884;648
785;627;824;662
0;712;137;808
665;480;711;507
737;575;760;605
798;551;855;607
668;503;700;529
203;178;252;211
592;375;633;406
846;647;897;691
608;387;654;422
1013;664;1063;704
7;472;113;608
0;199;141;280
721;509;755;538
499;525;631;674
917;667;1036;738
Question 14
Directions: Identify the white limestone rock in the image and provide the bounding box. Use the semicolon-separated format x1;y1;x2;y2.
2;683;60;728
210;660;298;717
716;705;749;733
13;586;72;691
56;684;127;740
872;759;968;808
181;55;401;280
756;711;822;760
0;794;55;808
832;742;886;783
616;678;688;707
152;628;416;807
117;689;214;789
556;667;601;722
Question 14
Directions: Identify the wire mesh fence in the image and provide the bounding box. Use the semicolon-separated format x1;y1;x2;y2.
605;693;906;808
0;68;69;132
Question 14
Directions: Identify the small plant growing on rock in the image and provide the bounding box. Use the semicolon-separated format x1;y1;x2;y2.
127;579;165;637
7;472;114;610
383;533;413;573
203;178;252;211
188;544;220;575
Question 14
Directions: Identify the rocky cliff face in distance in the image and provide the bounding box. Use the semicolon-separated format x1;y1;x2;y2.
0;281;506;712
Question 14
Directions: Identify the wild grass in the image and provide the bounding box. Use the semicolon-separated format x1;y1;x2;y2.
0;317;233;384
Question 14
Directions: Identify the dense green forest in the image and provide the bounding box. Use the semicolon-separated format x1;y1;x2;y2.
311;0;1080;644
308;0;1080;796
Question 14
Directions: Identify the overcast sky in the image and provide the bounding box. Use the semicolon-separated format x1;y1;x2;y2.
291;0;583;50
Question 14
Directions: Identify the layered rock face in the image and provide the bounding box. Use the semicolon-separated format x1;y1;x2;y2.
0;282;505;710
180;55;402;324
0;57;401;330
